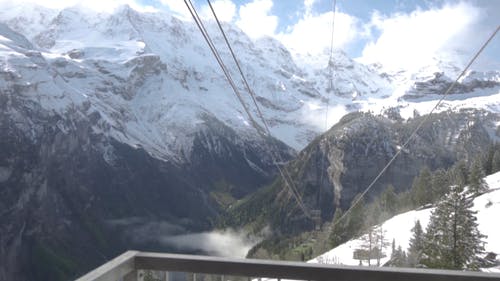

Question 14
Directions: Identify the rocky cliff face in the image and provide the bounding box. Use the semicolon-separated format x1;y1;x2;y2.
0;21;294;278
229;110;499;235
0;90;291;280
403;71;500;100
0;8;309;280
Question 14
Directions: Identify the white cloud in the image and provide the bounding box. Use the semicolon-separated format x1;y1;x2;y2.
304;0;317;16
236;0;278;39
359;2;482;72
200;0;236;22
277;10;361;57
160;0;192;19
302;103;348;131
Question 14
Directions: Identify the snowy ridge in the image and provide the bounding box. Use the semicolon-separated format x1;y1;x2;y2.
310;172;500;270
1;4;499;162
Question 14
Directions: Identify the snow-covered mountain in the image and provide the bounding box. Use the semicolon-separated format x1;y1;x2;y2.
1;4;498;159
1;4;500;281
310;172;500;271
2;4;328;156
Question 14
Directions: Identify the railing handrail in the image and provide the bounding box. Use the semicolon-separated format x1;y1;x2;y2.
76;250;500;281
76;251;137;281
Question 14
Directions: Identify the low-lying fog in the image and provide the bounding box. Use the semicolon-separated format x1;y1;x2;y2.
107;217;263;258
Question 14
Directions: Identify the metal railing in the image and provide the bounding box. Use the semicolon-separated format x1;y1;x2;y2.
76;251;500;281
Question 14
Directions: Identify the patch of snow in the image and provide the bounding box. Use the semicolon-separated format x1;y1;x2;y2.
312;172;500;267
310;208;432;266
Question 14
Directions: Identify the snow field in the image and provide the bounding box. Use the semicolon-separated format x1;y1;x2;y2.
311;172;500;267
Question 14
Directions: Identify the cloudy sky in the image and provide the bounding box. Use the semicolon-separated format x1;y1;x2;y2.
1;0;498;71
152;0;499;71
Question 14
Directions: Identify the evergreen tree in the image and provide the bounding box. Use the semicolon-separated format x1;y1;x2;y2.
421;185;486;270
482;145;495;175
411;167;433;207
431;168;450;199
376;226;390;266
492;149;500;174
469;158;488;196
330;196;365;249
451;160;469;188
365;200;383;230
407;220;424;267
391;245;407;267
380;184;398;216
329;209;346;247
388;239;409;267
360;228;376;266
396;190;414;212
345;194;366;238
391;238;396;257
402;250;408;267
356;224;389;266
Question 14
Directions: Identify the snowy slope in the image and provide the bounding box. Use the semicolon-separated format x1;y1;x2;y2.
310;171;500;267
1;4;499;162
1;5;339;157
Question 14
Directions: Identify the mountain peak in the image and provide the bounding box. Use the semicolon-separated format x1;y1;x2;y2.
1;4;498;154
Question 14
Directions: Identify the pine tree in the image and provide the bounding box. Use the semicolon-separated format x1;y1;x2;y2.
366;200;382;226
391;245;407;267
451;160;469;188
411;167;433;207
330;197;365;249
407;220;424;267
359;227;377;266
388;239;408;267
482;145;495;175
391;238;396;257
402;250;408;266
380;184;398;215
329;209;345;247
360;199;384;267
396;190;414;212
469;158;488;196
492;149;500;174
345;194;366;238
431;168;450;199
376;226;390;266
421;185;486;270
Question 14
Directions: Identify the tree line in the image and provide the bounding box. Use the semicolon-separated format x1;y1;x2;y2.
328;143;500;269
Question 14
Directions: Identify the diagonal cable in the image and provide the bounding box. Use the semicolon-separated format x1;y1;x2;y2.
185;0;311;217
205;0;310;217
318;0;338;214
